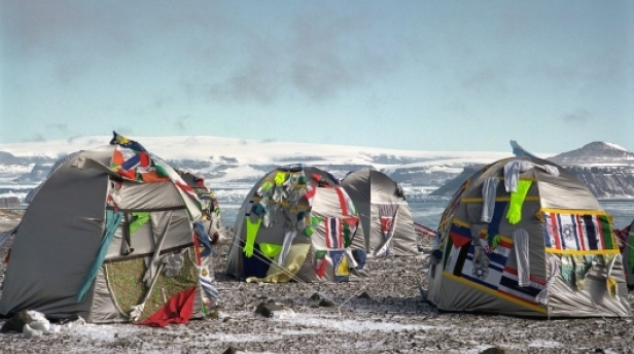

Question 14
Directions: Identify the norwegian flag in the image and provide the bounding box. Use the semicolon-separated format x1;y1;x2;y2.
325;217;343;249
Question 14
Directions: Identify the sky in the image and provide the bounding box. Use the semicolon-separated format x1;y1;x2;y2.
1;1;632;154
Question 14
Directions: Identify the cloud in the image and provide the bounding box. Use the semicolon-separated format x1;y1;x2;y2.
46;124;69;133
196;5;405;103
67;135;84;144
26;134;46;143
174;115;191;133
562;108;591;123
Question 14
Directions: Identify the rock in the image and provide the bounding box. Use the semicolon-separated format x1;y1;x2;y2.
254;301;283;318
0;310;33;333
222;346;245;354
207;308;220;319
318;298;335;307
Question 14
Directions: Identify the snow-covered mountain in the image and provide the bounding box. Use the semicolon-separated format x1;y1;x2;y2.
430;141;634;200
1;136;632;203
549;142;634;166
0;135;515;203
548;142;634;199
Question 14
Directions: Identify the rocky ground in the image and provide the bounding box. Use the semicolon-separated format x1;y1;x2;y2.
0;209;633;354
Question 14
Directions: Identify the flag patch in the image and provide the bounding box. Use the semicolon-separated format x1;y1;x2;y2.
447;236;547;307
543;212;616;252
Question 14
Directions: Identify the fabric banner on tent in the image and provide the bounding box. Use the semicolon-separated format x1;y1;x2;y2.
325;217;344;249
110;145;170;183
77;210;123;302
444;236;547;309
375;204;399;256
138;287;196;327
542;211;617;253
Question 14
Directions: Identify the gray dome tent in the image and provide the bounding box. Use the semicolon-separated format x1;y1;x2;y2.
341;169;418;256
426;155;631;318
226;165;366;283
0;137;218;325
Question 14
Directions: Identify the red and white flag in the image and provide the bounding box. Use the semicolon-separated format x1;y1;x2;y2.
414;221;436;238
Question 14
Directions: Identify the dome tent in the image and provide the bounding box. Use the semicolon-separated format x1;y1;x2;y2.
0;134;219;325
426;155;631;318
226;165;365;283
341;169;418;256
618;219;634;287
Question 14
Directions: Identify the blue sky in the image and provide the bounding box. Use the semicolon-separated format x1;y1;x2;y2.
1;1;632;153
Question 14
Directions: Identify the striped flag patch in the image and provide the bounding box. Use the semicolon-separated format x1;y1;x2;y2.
447;236;547;307
543;212;616;252
325;217;343;249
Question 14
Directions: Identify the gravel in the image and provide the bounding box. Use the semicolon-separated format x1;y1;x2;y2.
1;210;632;354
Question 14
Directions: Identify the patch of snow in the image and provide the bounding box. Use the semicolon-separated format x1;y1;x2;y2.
528;340;563;348
604;142;629;151
275;313;450;333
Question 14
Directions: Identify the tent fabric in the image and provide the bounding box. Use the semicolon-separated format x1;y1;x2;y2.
0;141;217;324
137;287;197;327
620;219;634;287
426;156;631;318
77;210;123;302
226;166;363;283
341;169;419;256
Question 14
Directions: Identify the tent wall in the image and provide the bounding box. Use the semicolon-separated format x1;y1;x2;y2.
426;156;631;318
0;155;109;319
343;170;372;252
105;209;193;260
624;221;634;287
226;167;353;282
0;145;211;323
343;169;418;256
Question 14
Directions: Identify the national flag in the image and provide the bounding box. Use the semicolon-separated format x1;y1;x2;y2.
543;212;616;251
460;237;513;289
342;217;358;248
110;131;147;152
376;204;400;256
330;250;349;282
315;250;327;278
110;145;170;182
449;222;472;249
497;266;546;307
334;187;356;215
325;217;343;249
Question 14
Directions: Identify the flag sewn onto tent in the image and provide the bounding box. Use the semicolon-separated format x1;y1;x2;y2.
543;212;616;253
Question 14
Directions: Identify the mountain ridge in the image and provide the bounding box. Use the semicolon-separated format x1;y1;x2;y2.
1;137;632;202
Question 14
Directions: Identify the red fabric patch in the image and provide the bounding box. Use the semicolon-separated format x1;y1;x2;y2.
380;216;393;233
137;287;196;327
449;233;471;248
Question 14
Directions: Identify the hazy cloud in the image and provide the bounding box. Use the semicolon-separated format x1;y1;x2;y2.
46;124;69;133
562;108;591;123
174;115;191;133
